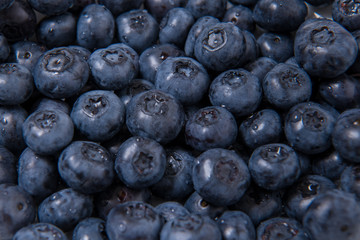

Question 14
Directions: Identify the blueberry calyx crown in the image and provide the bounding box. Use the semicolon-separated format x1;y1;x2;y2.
221;71;247;87
81;142;108;162
34;111;57;130
142;92;169;116
102;49;128;65
260;146;290;163
280;70;304;89
173;60;198;78
310;26;336;45
164;152;183;176
122;202;157;221
203;28;227;52
44;48;74;72
171;214;203;231
195;108;220;126
130;13;148;31
214;158;239;183
262;221;299;239
339;1;360;15
83;95;108;117
133;151;154;175
0;63;17;74
302;109;326;131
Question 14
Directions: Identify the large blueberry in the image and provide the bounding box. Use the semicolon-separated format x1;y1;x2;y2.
222;5;255;32
257;32;294;63
332;0;360;31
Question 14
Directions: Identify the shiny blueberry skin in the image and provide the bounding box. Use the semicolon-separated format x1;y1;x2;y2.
184;191;227;219
263;63;312;110
77;4;115;50
28;0;74;16
22;109;74;155
0;105;27;153
242;30;260;65
73;217;107;240
115;136;166;189
184;16;220;58
194;22;247;72
117;78;155;107
155;56;210;105
185;106;238;151
34;47;89;99
193;148;251;206
7;41;47;72
257;33;294;63
249;143;301;190
139;44;184;83
126;89;185;144
311;150;347;180
71;90;125;142
223;5;255;32
340;165;360;199
151;147;194;200
284;102;337;154
36;12;77;49
159;7;195;48
303;189;360;240
160;213;222;240
332;0;360;31
116;9;159;53
240;109;282;150
217;210;256;240
98;0;144;17
0;0;37;42
257;217;310;240
284;175;336;221
88;44;138;90
38;188;93;232
319;73;360;111
0;146;16;184
253;0;308;32
58;141;114;194
0;63;33;105
332;108;360;162
106;201;162;240
155;201;190;223
18;147;58;200
185;0;227;19
145;0;187;22
0;183;36;240
209;69;262;117
0;33;9;62
13;223;68;240
244;57;277;82
294;18;358;78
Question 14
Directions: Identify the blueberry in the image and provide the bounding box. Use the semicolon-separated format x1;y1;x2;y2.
117;78;155;107
303;189;360;240
0;33;9;62
116;9;159;53
257;33;294;63
217;211;256;240
144;0;187;22
0;63;33;105
155;201;190;223
28;0;74;16
7;41;47;72
340;165;360;199
36;12;77;49
22;109;74;155
332;0;360;31
294;18;358;78
184;191;227;219
88;44;138;90
223;5;255;32
115;136;166;189
159;7;195;48
244;57;277;82
106;201;162;240
0;105;27;153
253;0;308;32
155;56;210;105
94;181;151;219
160;213;222;240
98;0;144;17
192;148;251;206
311;149;347;180
69;0;96;13
0;0;37;42
185;0;227;19
209;68;262;117
185;106;238;151
249;143;301;190
151;147;194;200
73;217;107;240
18;147;58;200
184;16;220;57
284;175;336;221
239;109;282;150
58;141;114;194
77;4;115;50
139;43;184;83
13;223;67;240
256;217;310;240
38;188;93;232
34;47;89;99
0;146;17;184
126;89;185;144
71;90;125;142
0;183;36;239
263;63;312;110
284;102;337;154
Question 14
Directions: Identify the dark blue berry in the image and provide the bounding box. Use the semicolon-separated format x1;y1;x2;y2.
217;210;256;240
340;165;360;200
257;33;294;63
185;0;227;19
223;5;255;32
73;217;107;240
117;78;155;107
155;201;190;223
332;0;360;31
28;0;74;16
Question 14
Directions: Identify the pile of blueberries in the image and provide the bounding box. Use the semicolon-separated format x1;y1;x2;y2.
1;0;360;239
